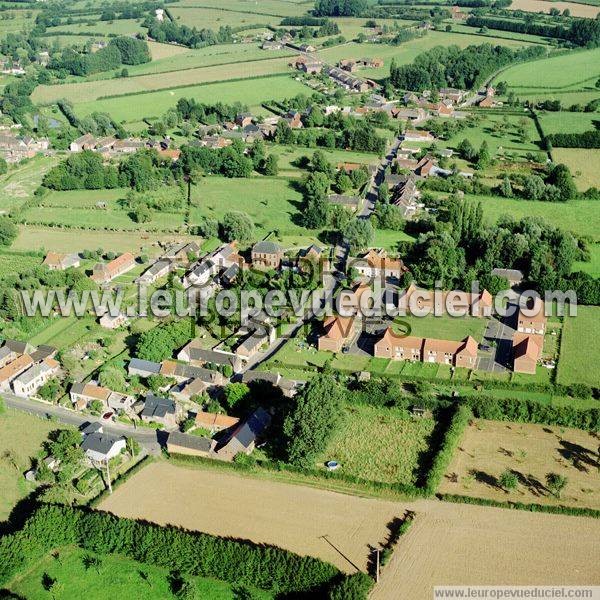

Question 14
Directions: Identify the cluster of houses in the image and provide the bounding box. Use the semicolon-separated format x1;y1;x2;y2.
314;256;548;374
69;134;180;161
0;133;49;163
0;339;59;397
339;57;383;72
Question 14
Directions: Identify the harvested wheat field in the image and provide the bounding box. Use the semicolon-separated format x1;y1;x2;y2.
509;0;600;17
99;461;405;573
439;419;600;509
371;499;600;599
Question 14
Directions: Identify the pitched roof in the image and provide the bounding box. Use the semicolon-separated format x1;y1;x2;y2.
142;393;176;418
71;382;111;402
167;431;212;452
129;358;161;374
513;332;542;361
0;354;33;383
321;315;355;341
195;411;240;430
252;240;282;255
226;407;271;449
81;432;124;456
377;327;423;350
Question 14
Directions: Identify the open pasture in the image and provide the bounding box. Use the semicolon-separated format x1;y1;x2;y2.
99;461;406;574
44;17;144;37
173;0;309;17
32;57;293;105
438;419;600;509
538;111;599;135
169;6;282;29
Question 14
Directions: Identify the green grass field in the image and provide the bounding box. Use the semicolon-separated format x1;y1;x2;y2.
463;193;600;241
40;188;127;210
33;57;293;105
7;546;271;600
0;410;60;521
176;0;307;17
371;228;416;251
62;75;309;124
29;316;97;350
557;306;600;387
552;148;600;190
170;6;282;29
190;176;320;246
0;9;38;34
45;17;144;37
318;404;436;485
538;112;599;135
497;47;600;90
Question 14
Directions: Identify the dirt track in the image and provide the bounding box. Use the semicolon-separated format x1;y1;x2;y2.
99;462;600;596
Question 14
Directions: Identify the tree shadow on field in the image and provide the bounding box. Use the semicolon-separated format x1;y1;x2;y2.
514;471;548;497
468;469;501;490
558;440;597;473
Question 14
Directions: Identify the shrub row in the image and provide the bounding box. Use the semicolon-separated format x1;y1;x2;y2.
0;504;368;597
423;404;472;495
438;493;600;519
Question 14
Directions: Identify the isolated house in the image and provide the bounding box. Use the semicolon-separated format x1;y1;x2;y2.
318;315;356;353
491;268;523;288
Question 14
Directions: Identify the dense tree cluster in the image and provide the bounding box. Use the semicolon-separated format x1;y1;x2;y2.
177;141;254;179
175;98;248;125
314;0;367;17
283;370;345;467
0;77;36;122
136;318;194;362
407;196;581;294
145;18;233;48
545;129;600;149
389;44;545;91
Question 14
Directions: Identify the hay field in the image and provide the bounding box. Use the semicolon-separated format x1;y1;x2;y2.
147;41;189;61
438;419;600;510
509;0;600;17
372;499;600;599
169;6;282;29
99;462;406;574
32;56;292;104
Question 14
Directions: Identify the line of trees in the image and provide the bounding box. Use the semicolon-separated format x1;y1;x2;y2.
0;504;373;597
144;18;233;48
546;130;600;149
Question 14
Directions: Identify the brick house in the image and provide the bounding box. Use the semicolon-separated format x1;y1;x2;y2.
317;315;356;353
251;241;283;270
91;252;136;284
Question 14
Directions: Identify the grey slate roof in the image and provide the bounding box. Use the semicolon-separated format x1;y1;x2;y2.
81;432;123;456
252;241;281;255
168;431;212;452
30;345;56;363
142;393;176;418
228;407;271;449
3;339;29;354
129;358;161;375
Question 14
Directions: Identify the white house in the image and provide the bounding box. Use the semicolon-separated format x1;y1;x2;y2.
11;358;59;397
81;431;126;462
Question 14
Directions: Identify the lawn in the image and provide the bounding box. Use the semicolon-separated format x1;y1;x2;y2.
439;419;600;509
0;410;60;521
557;305;600;387
552;148;600;190
64;76;310;124
393;314;488;342
7;546;271;600
371;228;416;251
0;250;41;278
32;57;293;104
463;193;600;241
40;188;127;210
190;176;321;246
497;47;600;90
318;404;437;486
29;316;97;350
